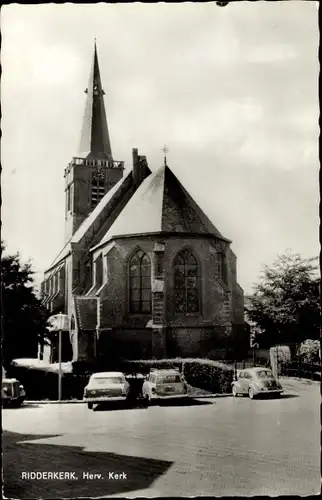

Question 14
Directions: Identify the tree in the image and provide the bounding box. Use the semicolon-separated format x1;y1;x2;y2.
245;251;320;348
1;242;50;369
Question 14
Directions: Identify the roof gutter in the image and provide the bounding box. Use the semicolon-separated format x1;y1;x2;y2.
90;231;232;254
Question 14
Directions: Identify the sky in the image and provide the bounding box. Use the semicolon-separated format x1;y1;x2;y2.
1;2;319;295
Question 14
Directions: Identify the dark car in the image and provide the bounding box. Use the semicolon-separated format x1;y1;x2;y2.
2;377;26;407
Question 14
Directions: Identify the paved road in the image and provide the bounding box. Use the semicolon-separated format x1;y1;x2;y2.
2;378;320;498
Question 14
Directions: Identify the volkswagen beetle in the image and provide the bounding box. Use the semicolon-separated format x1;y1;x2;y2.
232;367;283;399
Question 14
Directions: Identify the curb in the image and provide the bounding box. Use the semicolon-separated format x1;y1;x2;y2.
192;393;231;398
25;400;86;404
25;393;232;404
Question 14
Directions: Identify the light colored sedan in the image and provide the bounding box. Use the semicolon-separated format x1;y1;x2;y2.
142;368;189;406
83;372;130;409
232;367;283;399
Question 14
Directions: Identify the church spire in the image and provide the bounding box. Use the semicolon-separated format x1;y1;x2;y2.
78;41;113;160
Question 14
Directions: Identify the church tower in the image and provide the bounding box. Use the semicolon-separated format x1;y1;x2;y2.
64;41;124;242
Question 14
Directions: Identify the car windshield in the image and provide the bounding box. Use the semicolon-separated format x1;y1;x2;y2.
91;377;124;384
255;370;274;379
157;375;182;384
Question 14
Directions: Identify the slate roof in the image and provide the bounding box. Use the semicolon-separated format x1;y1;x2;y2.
74;296;98;331
96;165;230;248
47;243;71;273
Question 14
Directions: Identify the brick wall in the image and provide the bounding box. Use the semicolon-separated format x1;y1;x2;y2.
69;233;244;362
91;236;241;358
97;328;152;360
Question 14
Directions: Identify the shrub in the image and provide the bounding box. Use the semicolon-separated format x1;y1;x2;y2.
183;359;233;394
296;339;320;364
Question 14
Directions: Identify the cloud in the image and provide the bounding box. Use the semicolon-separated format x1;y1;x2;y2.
247;44;298;63
1;2;319;294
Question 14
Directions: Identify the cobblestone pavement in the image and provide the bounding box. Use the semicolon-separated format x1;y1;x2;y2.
2;379;320;497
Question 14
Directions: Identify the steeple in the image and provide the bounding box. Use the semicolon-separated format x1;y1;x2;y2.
78;41;113;160
64;41;124;242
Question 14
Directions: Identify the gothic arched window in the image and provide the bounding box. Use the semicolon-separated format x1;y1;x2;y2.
174;249;200;314
129;250;151;313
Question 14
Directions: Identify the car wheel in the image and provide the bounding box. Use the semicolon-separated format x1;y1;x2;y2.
248;387;255;400
87;403;93;409
124;397;133;409
143;394;150;408
232;385;238;397
11;398;24;408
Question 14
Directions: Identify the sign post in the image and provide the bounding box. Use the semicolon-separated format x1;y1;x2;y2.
58;328;62;401
48;313;69;401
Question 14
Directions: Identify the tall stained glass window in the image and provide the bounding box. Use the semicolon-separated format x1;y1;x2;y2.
174;249;199;314
129;250;151;313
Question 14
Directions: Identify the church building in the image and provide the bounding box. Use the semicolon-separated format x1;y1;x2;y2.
42;43;245;364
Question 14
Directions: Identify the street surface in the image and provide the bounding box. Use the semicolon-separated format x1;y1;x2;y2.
2;378;320;498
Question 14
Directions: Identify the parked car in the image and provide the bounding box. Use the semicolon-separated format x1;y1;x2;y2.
232;367;283;399
142;368;189;406
83;372;130;409
2;376;26;407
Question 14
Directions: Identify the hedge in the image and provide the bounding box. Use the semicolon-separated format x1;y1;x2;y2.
118;358;234;394
8;357;234;400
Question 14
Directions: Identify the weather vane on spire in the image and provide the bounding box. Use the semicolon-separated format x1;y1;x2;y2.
162;145;169;166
